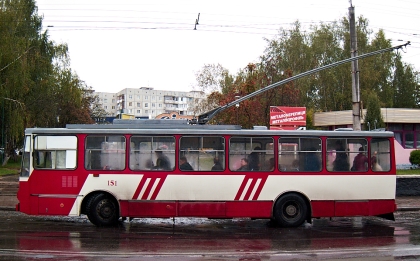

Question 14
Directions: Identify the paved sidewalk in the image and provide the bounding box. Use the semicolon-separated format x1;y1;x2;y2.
0;174;18;211
1;174;420;211
395;197;420;211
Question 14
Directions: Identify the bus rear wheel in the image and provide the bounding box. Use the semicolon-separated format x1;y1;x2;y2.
274;193;308;227
86;193;119;227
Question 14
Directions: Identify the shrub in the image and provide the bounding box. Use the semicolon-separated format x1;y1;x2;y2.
409;150;420;167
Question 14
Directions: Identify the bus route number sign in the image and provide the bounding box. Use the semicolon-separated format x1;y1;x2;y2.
108;180;117;186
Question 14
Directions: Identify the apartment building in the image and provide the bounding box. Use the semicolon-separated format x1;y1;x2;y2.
94;87;206;119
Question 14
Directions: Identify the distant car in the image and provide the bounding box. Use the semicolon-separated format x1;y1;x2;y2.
15;148;23;156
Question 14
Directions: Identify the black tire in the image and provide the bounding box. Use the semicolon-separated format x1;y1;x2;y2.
273;193;308;227
86;193;119;227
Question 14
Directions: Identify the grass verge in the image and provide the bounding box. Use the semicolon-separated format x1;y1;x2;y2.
0;157;21;176
397;169;420;175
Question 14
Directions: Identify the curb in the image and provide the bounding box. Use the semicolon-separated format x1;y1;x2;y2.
0;206;15;211
396;207;420;212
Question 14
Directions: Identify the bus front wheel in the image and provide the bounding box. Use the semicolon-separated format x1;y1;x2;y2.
86;193;119;226
274;193;308;227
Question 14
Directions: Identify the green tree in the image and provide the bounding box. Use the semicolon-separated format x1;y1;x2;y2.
260;22;312;108
409;150;420;166
393;54;418;108
363;92;384;130
309;20;350;112
0;0;47;151
0;0;99;156
360;30;394;107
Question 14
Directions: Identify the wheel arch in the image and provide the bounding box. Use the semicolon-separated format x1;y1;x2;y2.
81;190;120;215
272;190;312;223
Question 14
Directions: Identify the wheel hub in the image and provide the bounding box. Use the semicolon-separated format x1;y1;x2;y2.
285;204;297;216
97;200;113;219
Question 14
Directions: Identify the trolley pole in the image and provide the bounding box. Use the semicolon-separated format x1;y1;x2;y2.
349;3;361;131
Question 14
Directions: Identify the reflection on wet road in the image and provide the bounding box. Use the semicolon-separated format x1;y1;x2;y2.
1;210;420;260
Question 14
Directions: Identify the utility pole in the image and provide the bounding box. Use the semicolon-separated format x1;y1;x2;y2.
349;2;361;131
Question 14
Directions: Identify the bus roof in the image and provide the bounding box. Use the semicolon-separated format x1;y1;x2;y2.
24;121;395;138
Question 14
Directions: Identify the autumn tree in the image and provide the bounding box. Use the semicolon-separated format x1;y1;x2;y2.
193;64;234;116
193;17;418;128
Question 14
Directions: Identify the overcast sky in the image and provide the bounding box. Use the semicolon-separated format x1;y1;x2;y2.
35;0;420;93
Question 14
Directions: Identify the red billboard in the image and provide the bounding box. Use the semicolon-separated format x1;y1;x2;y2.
270;106;306;130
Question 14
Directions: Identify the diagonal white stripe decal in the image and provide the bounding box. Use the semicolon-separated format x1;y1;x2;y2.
139;178;151;199
249;178;262;200
240;178;253;200
148;178;161;200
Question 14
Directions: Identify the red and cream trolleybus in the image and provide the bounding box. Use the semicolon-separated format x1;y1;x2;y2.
17;120;396;227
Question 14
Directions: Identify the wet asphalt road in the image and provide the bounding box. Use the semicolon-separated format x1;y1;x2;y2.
1;210;420;260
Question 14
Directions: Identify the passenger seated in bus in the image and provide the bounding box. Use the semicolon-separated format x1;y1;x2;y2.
264;157;275;171
236;158;250;171
211;157;223;171
248;146;261;170
144;159;154;169
371;151;383;171
352;147;368;171
154;150;171;170
331;140;349;171
290;159;299;171
304;148;320;171
333;152;349;171
179;156;193;170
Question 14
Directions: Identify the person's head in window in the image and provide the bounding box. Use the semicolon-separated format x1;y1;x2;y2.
237;158;249;171
335;140;344;151
211;157;223;171
266;157;275;171
179;156;193;170
248;146;261;171
155;150;171;170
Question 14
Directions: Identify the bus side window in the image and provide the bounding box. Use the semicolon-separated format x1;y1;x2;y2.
326;138;350;172
34;151;52;168
371;138;391;171
33;136;77;170
129;136;175;171
85;135;126;170
180;136;225;171
279;137;321;172
279;138;299;171
301;139;322;172
230;137;273;171
348;139;368;172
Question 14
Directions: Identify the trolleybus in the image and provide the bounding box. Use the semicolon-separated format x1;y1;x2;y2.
17;120;396;227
